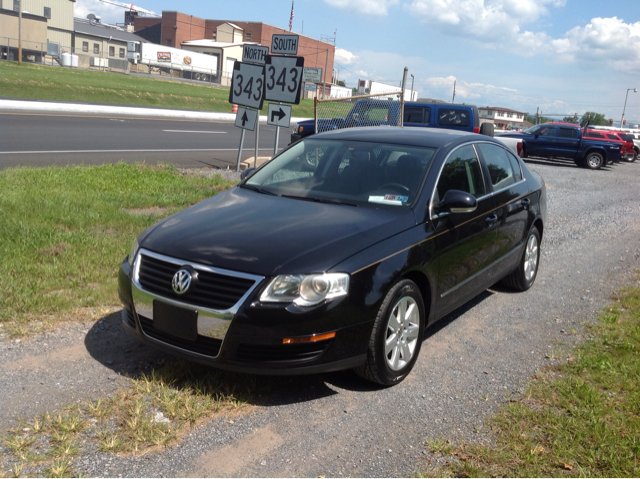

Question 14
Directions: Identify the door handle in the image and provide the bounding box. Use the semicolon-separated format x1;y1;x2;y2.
486;214;498;224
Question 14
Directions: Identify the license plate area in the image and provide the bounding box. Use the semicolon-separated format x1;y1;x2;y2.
153;300;198;342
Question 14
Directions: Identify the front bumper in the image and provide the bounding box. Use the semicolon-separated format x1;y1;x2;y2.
118;257;371;375
290;133;302;143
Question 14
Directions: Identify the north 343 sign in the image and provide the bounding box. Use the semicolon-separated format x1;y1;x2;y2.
229;61;266;110
264;55;304;105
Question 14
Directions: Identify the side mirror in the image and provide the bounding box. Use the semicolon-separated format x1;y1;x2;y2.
352;113;360;121
438;190;477;215
241;167;256;180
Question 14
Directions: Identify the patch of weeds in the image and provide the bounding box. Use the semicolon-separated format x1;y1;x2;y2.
419;280;640;477
45;458;74;478
0;358;255;475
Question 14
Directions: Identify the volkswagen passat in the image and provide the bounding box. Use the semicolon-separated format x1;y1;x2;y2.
118;127;546;386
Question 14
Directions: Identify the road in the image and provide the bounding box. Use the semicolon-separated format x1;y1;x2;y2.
1;159;640;476
0;112;292;169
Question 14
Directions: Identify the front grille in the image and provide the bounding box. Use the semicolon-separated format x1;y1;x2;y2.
236;341;331;363
138;315;222;357
137;254;256;311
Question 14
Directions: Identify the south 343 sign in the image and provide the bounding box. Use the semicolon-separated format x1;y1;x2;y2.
264;55;304;105
229;61;266;110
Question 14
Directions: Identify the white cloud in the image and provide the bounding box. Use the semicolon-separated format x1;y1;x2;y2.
335;48;358;65
422;76;517;101
74;0;156;25
403;0;640;72
323;0;399;16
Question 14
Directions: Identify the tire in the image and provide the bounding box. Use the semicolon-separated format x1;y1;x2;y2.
479;123;494;137
628;149;638;163
501;226;540;291
583;151;604;170
354;279;425;386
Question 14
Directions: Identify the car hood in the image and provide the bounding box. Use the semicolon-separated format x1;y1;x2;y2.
140;187;417;276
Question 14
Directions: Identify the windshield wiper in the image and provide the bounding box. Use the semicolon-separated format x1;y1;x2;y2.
281;194;358;207
239;184;277;196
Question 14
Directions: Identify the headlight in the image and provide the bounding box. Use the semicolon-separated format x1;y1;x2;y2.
127;239;139;266
260;273;349;306
292;122;299;134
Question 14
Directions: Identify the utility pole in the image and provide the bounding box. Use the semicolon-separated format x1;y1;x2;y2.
18;0;22;65
535;107;539;125
323;48;329;99
400;67;408;127
451;80;456;103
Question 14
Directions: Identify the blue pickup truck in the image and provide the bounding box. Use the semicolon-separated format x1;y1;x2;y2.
291;98;493;143
499;123;621;170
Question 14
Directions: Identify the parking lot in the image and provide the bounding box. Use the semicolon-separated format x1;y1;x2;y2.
1;157;640;477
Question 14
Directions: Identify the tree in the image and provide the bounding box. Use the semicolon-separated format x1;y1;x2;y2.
562;116;579;124
579;111;607;126
337;80;346;87
525;113;549;124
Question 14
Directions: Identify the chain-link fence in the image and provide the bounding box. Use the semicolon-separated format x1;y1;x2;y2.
314;90;404;135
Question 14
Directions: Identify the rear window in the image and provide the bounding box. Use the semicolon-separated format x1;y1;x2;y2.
437;108;470;127
620;134;634;142
606;134;620;141
587;131;604;139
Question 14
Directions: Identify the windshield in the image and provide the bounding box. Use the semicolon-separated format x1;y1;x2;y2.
243;139;436;207
523;125;544;135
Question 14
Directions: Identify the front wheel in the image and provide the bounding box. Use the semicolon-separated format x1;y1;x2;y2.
628;150;638;163
355;279;425;386
584;152;604;170
501;226;540;291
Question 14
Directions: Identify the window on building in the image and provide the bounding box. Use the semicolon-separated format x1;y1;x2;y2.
166;39;172;46
245;32;252;41
13;0;19;11
44;7;51;19
109;46;115;57
119;48;125;58
82;41;89;52
93;43;100;54
212;32;217;41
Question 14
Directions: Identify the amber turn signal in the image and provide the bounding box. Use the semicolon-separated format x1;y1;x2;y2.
282;331;336;344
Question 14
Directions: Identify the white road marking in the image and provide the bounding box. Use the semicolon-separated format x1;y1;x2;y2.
162;130;227;134
0;148;274;155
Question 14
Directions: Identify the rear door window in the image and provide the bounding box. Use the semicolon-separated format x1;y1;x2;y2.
404;106;430;124
437;108;470;127
559;128;577;138
476;143;516;191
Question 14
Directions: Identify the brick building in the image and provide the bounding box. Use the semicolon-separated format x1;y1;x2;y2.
132;11;334;84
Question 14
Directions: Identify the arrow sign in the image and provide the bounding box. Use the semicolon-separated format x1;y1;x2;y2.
235;107;258;131
271;107;286;122
267;103;292;128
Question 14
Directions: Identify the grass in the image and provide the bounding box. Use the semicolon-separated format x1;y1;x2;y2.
0;61;316;117
0;359;255;477
420;280;640;477
0;162;237;336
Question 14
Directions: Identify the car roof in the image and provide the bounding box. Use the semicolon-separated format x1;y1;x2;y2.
313;126;494;149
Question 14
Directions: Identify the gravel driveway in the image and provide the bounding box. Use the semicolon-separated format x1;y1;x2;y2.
1;156;640;477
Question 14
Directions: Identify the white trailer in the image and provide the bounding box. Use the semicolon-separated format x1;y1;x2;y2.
127;41;218;80
357;79;417;101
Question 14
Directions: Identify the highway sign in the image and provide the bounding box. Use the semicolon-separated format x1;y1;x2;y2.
264;55;304;104
234;107;258;131
229;61;266;110
242;44;269;65
302;67;322;83
271;34;299;55
267;103;292;128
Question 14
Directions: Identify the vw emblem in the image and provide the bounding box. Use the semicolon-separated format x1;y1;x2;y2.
172;269;192;294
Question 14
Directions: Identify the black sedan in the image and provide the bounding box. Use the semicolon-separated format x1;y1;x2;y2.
118;127;546;386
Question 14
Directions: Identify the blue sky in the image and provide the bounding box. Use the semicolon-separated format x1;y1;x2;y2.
76;0;640;125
